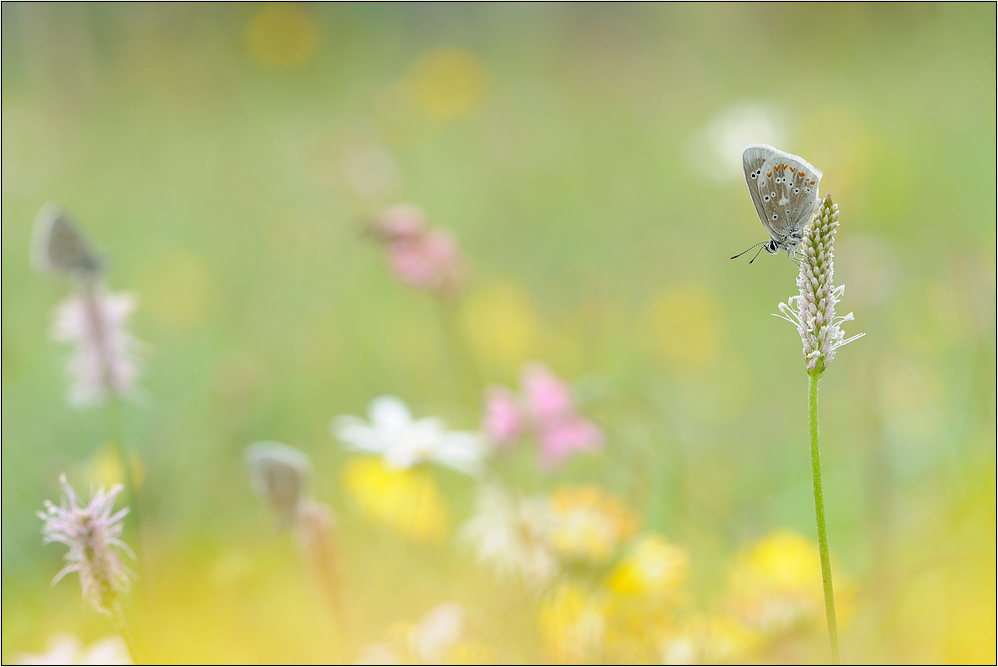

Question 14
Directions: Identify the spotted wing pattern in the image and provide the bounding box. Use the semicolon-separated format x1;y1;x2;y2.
742;144;777;229
33;204;103;276
754;150;822;250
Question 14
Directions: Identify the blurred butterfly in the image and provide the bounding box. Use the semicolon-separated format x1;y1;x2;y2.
32;202;104;277
245;441;311;530
732;144;823;263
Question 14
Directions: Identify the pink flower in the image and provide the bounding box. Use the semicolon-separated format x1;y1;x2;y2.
367;204;426;243
482;363;604;469
51;287;141;408
537;418;605;469
368;205;467;297
482;387;523;446
522;363;574;424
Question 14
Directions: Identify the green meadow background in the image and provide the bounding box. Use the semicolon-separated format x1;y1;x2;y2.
2;3;995;663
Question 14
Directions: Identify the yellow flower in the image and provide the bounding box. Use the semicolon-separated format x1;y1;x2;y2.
539;582;607;664
341;456;448;541
600;535;690;663
726;529;829;632
548;485;640;562
660;615;759;665
607;534;689;599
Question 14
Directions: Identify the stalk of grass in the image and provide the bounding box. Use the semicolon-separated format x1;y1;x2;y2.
775;195;864;662
809;371;839;662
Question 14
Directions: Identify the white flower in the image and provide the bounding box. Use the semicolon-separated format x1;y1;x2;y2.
459;485;558;589
332;396;489;477
51;287;141;408
14;634;131;665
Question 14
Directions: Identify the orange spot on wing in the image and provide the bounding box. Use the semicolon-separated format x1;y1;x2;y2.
767;171;772;177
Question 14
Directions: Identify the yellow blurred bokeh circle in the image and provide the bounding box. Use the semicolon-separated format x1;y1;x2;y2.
246;3;317;68
409;47;489;119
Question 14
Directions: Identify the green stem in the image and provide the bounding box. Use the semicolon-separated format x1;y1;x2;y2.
110;600;142;664
434;298;481;405
809;371;840;663
105;397;141;539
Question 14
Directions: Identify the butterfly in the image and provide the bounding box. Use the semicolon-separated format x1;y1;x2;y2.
245;441;311;530
732;144;823;263
32;202;104;277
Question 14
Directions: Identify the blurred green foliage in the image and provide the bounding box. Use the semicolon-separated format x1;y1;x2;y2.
2;3;995;663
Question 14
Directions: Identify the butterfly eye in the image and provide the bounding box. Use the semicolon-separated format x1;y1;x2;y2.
794;188;800;194
763;195;770;201
751;173;757;179
772;214;778;220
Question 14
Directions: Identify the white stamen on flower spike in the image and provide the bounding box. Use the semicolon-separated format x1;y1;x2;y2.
776;195;864;375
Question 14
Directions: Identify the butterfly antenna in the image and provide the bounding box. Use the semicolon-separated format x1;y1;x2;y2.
730;240;767;261
748;245;768;264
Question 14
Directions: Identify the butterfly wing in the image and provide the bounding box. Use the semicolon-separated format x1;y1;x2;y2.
32;203;103;276
754;150;823;246
742;144;777;231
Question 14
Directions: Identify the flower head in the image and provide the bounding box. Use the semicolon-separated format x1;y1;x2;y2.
659;615;758;665
539;582;607;664
37;475;133;615
547;485;640;563
244;441;311;530
459;485;558;589
481;363;604;469
606;534;689;600
51;287;142;408
481;386;523;447
367;205;467;297
333;395;489;478
726;530;830;633
776;195;864;375
342;456;449;541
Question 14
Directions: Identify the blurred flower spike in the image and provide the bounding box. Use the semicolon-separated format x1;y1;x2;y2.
333;395;489;478
32;203;143;408
483;363;605;469
367;205;467;298
38;475;133;616
776;195;864;375
51;290;141;408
